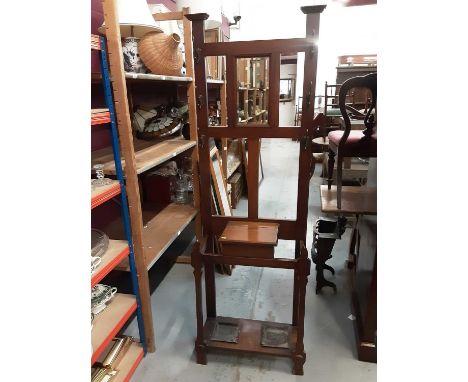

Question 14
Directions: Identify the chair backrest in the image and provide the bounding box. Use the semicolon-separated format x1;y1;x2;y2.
339;72;377;138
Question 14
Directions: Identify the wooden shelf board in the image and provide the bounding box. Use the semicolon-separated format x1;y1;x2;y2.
91;181;121;209
320;185;376;215
92;240;129;287
175;255;191;264
204;317;296;357
142;203;198;270
207;79;224;84
227;160;241;179
112;203;198;271
92;294;137;365
113;341;144;382
91;137;196;175
124;72;192;82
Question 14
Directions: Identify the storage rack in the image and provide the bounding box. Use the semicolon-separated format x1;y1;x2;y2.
205;75;244;207
98;0;204;350
91;34;146;379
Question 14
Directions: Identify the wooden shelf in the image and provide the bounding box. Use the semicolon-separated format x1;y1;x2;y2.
141;203;198;270
207;79;224;84
320;185;376;215
204;317;296;357
92;294;137;365
113;341;144;382
108;203;198;271
92;240;129;287
227;159;241;179
92;137;196;175
91;180;121;209
124;71;192;82
91;108;111;125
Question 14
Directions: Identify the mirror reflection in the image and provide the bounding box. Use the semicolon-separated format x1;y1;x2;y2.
236;57;269;125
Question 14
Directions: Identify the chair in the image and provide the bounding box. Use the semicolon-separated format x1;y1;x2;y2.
325;81;373;123
327;72;377;209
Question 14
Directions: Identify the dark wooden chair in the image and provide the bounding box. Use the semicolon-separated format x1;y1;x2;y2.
324;81;370;123
327;72;377;209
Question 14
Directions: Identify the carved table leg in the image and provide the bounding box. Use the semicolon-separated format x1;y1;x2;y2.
315;263;337;294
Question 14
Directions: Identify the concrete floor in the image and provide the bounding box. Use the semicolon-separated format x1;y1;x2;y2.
126;139;376;381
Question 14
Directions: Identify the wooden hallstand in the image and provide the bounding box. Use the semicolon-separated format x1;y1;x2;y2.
188;6;326;375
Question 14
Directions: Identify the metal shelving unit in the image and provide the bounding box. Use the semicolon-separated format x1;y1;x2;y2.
91;33;146;379
98;0;203;352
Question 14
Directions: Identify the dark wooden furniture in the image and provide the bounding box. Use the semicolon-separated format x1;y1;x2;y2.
311;216;347;293
324;81;368;128
187;5;326;375
227;171;243;209
349;214;377;362
219;221;279;258
327;72;377;209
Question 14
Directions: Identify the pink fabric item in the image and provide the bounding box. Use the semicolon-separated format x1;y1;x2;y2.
328;130;377;157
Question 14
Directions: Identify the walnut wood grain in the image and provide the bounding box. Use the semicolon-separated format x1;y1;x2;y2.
219;221;279;246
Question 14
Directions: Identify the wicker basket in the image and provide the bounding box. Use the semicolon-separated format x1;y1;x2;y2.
139;32;184;76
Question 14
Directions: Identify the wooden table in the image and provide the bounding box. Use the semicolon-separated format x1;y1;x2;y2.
319;185;377;363
320;185;376;215
349;214;376;363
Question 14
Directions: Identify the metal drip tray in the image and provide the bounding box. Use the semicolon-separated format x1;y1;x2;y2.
261;323;291;349
209;318;240;343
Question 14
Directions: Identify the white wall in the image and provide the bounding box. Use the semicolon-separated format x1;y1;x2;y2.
279;63;297;126
228;1;378;98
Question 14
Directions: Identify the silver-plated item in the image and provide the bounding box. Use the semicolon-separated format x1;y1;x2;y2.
91;229;109;258
91;164;113;187
92;284;117;314
91;256;102;275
